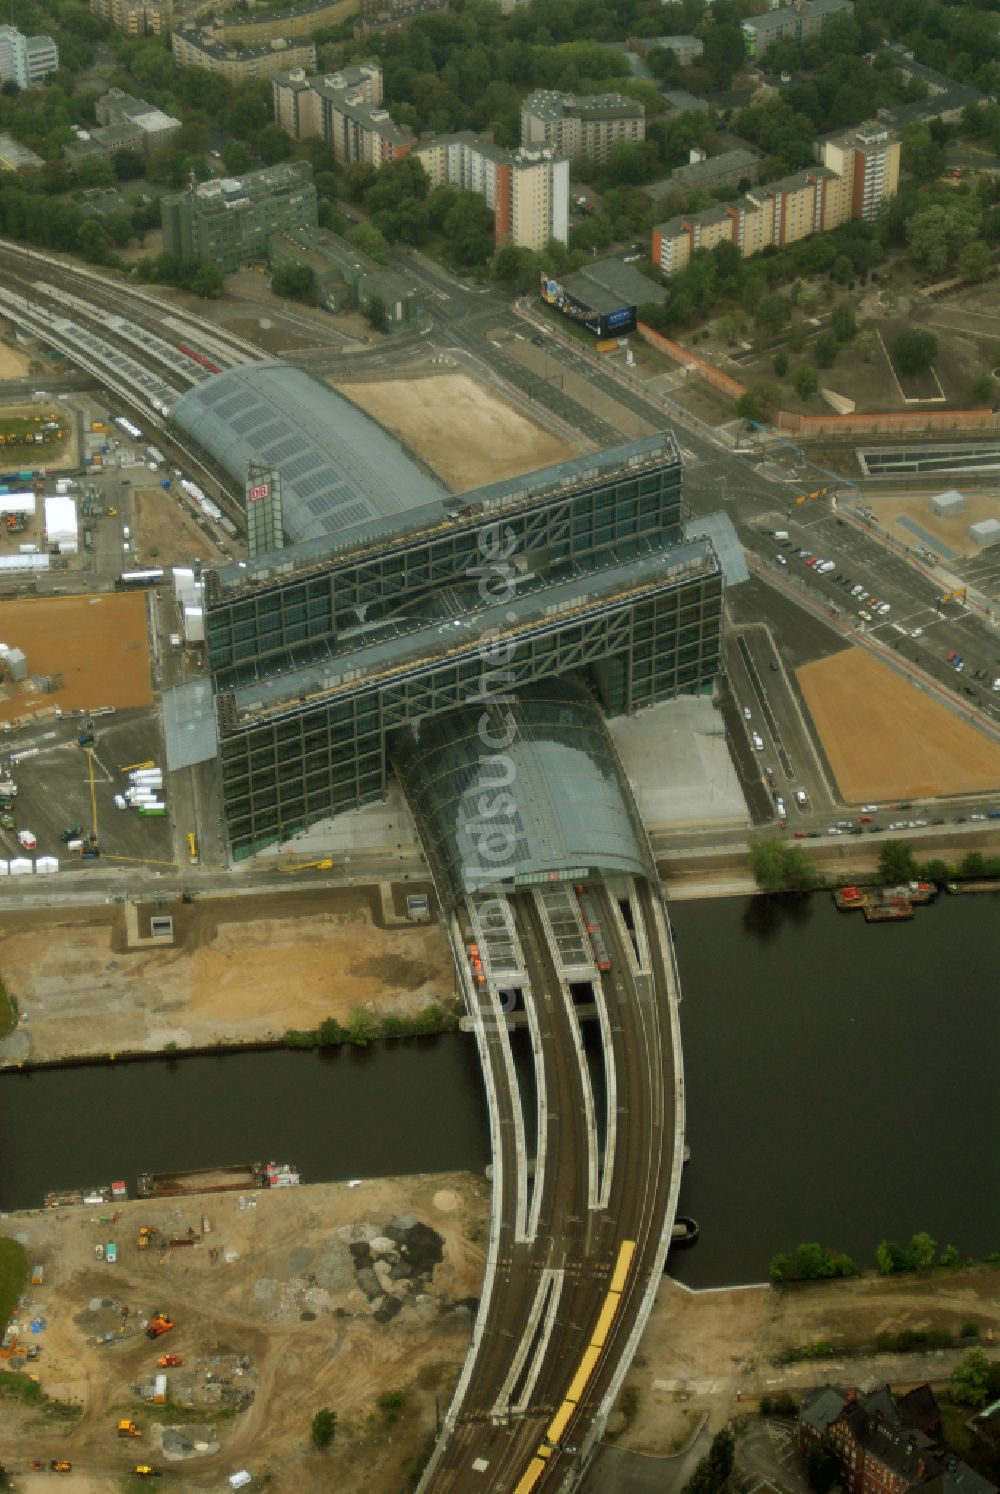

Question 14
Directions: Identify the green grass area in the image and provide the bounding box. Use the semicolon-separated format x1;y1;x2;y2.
0;413;66;468
0;1237;28;1328
0;978;17;1043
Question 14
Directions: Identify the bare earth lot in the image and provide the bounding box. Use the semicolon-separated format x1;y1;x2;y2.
0;1171;488;1491
796;647;1000;801
0;342;31;378
872;492;1000;559
334;371;576;491
0;593;152;723
616;1266;1000;1456
132;486;229;569
0;889;455;1060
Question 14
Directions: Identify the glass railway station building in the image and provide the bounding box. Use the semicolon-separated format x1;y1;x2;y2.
164;362;740;868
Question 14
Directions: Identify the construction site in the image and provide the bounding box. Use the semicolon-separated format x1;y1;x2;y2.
0;1171;489;1491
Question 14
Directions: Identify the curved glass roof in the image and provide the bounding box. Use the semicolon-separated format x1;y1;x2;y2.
170;361;446;549
392;676;655;905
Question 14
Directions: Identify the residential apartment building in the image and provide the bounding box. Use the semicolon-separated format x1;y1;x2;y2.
353;0;447;39
0;132;42;171
88;0;172;37
212;0;357;45
798;1385;996;1494
520;89;645;163
95;89;182;151
652;35;704;66
161;161;317;270
741;0;852;60
171;26;316;81
0;25;59;89
671;146;760;192
416;133;569;251
272;65;416;168
652;121;899;276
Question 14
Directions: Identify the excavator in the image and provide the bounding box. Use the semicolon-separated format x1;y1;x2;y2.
118;1418;143;1439
145;1313;174;1340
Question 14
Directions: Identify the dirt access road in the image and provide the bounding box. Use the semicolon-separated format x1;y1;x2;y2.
0;1170;488;1491
614;1265;999;1457
0;887;454;1061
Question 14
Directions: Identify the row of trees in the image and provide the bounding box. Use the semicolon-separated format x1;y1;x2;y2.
749;836;1000;896
285;1003;456;1049
769;1243;861;1284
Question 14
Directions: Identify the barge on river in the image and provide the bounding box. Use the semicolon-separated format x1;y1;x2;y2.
44;1180;127;1209
137;1162;301;1199
833;881;935;920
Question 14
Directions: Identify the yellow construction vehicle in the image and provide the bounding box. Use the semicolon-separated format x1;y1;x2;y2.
137;1225;155;1249
277;858;333;873
938;587;967;604
120;761;155;773
118;1418;143;1439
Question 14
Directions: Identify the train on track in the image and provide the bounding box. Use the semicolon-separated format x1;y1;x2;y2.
513;1238;636;1493
176;343;222;375
575;885;612;972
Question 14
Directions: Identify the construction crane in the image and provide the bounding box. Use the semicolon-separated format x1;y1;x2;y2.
277;858;334;873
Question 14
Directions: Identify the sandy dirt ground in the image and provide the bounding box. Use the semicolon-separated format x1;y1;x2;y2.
0;344;30;378
796;647;1000;801
0;1170;488;1491
132;486;229;568
0;593;152;724
872;492;1000;559
0;889;455;1060
615;1266;1000;1456
334;372;577;492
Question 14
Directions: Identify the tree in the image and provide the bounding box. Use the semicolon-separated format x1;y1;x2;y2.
831;302;857;341
856;329;877;363
813;332;839;368
316;1016;345;1047
756;292;789;339
900;123;945;182
736;391;764;423
794;365;818;400
442;191;494;267
347;1007;379;1046
348;223;390;264
878;840;918;883
773;350;789;377
223;140;253;174
76;218;112;266
876;1239;907;1275
958;240;992;285
311;1407;337;1447
271;263;317;304
969;373;996;405
112;147;145;181
806;1443;842;1494
950;1347;991;1408
905;1231;936;1270
190;263;224;298
892;329;938;377
748;835;818;893
362;294;388;332
788;319;806;354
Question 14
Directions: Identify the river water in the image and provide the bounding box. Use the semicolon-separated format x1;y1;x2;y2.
0;893;996;1287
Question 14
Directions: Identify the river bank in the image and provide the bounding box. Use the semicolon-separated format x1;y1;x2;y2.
0;1171;488;1492
0;886;454;1065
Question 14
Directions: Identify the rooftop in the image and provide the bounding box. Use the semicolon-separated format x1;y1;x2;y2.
563;257;663;313
522;88;645;122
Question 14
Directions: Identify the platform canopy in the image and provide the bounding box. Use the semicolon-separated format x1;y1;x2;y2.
392;675;655;905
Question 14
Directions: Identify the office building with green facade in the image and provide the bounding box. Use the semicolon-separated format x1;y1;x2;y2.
165;364;738;861
161;160;316;270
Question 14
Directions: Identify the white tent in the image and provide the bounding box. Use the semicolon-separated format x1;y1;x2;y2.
9;858;32;875
36;856;59;874
44;494;78;552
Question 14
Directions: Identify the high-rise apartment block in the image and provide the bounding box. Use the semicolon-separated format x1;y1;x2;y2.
161;161;317;271
416;134;568;251
88;0;172;36
272;65;416;168
0;25;59;88
741;0;852;59
652;122;899;277
520;89;645;163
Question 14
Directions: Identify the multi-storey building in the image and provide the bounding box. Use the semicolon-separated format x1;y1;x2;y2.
211;0;357;45
161;162;317;270
0;132;42;170
171;27;316;81
798;1385;996;1494
671;147;761;193
650;35;704;66
652;122;899;276
88;0;172;36
161;366;728;859
0;25;59;89
520;89;645;163
95;89;182;151
272;66;415;168
269;225;419;327
353;0;447;38
416;133;569;250
742;0;852;58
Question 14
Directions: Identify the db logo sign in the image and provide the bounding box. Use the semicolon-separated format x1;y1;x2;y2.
248;482;270;503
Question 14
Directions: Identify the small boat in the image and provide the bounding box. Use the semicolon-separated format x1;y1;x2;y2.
670;1215;699;1247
